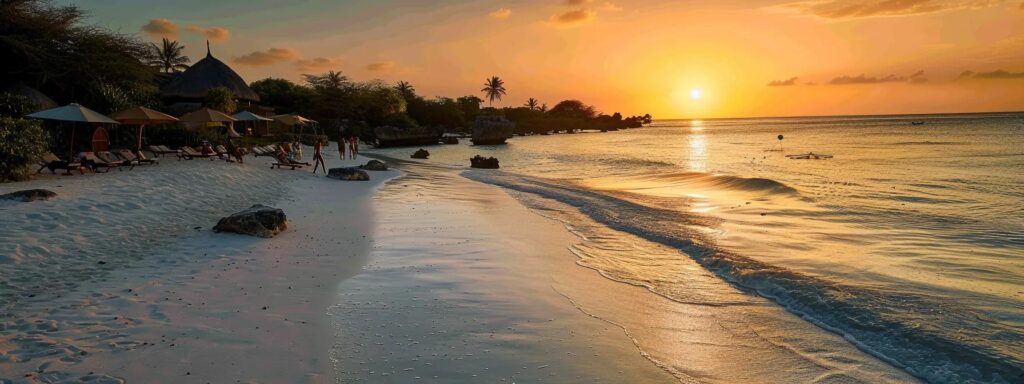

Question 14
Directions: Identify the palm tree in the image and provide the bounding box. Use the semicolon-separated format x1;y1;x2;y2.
395;81;416;99
539;103;548;113
524;98;540;110
149;38;190;73
480;76;507;107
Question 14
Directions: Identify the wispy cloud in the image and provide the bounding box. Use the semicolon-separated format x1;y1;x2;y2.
775;0;1001;19
141;18;177;38
564;0;592;5
959;69;1024;79
294;57;343;71
232;48;298;66
185;25;230;42
768;77;799;86
550;8;596;27
490;8;512;19
828;70;927;84
366;61;396;72
600;2;623;11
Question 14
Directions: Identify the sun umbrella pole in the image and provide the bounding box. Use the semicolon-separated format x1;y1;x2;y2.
137;124;145;152
68;123;76;160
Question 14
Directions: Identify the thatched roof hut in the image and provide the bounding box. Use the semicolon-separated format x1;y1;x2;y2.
160;43;259;103
2;83;58;112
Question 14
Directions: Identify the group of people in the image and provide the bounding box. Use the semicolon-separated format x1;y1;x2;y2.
338;135;359;160
284;136;359;174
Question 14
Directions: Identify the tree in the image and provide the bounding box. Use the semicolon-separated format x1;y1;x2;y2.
524;98;540;111
480;76;506;106
547;100;597;120
250;78;313;115
303;71;349;91
204;87;237;114
0;117;49;182
395;81;416;100
456;95;483;124
148;38;190;73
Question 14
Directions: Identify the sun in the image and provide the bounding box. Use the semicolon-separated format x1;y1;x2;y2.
690;88;702;100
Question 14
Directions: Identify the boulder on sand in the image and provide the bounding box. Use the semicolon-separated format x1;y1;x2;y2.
213;204;288;238
470;155;499;169
411;149;430;159
0;189;57;202
327;167;370;181
441;137;459;145
359;160;389;171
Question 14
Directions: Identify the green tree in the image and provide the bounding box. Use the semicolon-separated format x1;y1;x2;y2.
480;76;507;107
148;38;190;73
547;100;597;120
395;81;416;101
457;95;483;124
0;117;49;182
204;87;237;114
524;98;540;111
250;78;313;115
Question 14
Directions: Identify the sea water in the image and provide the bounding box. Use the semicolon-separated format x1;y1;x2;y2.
371;112;1024;383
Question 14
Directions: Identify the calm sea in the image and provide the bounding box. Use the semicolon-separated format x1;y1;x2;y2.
370;112;1024;383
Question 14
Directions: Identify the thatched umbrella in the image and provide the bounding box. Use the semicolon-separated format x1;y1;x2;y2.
109;106;179;151
26;103;119;159
273;114;318;135
161;44;260;103
180;108;237;126
232;110;272;136
1;83;57;113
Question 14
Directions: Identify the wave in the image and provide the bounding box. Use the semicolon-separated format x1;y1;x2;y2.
464;169;1024;384
638;172;800;195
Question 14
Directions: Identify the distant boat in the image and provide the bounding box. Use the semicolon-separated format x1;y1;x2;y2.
911;121;925;125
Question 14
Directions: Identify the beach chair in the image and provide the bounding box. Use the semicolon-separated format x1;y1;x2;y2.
271;152;310;170
178;147;215;160
148;145;178;157
119;149;157;165
138;150;161;165
81;152;118;173
97;151;135;170
36;152;84;175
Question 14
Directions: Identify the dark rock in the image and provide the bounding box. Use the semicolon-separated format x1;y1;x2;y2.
471;116;515;145
359;160;388;171
411;149;430;159
213;204;288;238
0;189;56;202
441;137;459;145
327;167;370;181
470;155;500;169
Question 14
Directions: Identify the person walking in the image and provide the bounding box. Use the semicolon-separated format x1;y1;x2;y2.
348;136;358;159
312;139;326;174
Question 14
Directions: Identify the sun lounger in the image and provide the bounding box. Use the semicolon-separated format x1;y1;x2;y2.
178;147;216;160
97;151;135;170
36;152;84;175
119;149;157;165
81;152;118;173
148;145;178;157
271;162;303;169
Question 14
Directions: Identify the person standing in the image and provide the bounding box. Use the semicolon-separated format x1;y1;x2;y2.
348;136;358;159
312;139;326;174
338;128;346;160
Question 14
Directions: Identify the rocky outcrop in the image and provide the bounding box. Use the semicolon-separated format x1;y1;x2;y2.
327;167;370;181
359;160;389;171
470;155;499;169
411;149;430;159
0;189;56;202
442;137;459;145
373;126;443;147
213;204;288;238
471;116;515;145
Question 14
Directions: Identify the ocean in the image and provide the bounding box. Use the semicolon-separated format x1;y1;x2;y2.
370;112;1024;383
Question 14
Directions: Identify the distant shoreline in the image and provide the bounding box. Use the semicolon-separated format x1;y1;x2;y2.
661;109;1024;122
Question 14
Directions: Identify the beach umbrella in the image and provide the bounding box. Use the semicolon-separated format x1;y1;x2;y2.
26;103;119;159
233;111;273;137
272;114;315;126
110;106;179;151
180;108;237;125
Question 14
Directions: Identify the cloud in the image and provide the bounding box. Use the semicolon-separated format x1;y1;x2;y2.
550;8;596;27
294;57;344;71
960;69;1024;79
141;18;177;38
600;2;623;11
829;73;908;84
490;8;513;19
366;62;396;72
185;25;230;42
564;0;592;5
232;48;299;66
776;0;1000;19
768;77;799;86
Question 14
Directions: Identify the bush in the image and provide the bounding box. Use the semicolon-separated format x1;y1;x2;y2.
0;93;42;118
0;118;49;182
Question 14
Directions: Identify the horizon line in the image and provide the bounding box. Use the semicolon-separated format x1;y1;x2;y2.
659;109;1024;121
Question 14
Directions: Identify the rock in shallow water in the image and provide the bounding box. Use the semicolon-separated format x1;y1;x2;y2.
470;155;499;169
0;189;56;202
411;149;430;159
327;167;370;181
359;160;388;171
213;204;288;238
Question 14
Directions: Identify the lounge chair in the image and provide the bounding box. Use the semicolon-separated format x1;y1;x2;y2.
36;152;84;175
119;149;157;165
271;152;311;169
138;150;161;165
178;147;215;160
97;151;135;170
148;145;178;157
81;152;118;173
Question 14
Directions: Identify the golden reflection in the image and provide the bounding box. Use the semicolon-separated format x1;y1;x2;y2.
687;132;707;172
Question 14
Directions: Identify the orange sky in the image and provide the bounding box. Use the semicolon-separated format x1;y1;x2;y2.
84;0;1024;118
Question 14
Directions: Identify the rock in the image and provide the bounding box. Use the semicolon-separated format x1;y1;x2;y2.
471;116;515;145
0;189;56;202
470;155;500;169
327;167;370;181
411;149;430;159
441;137;459;145
359;160;389;171
213;204;288;238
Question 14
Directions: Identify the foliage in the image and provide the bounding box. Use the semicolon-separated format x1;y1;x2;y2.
204;87;237;114
524;98;540;110
148;38;190;73
0;117;49;182
456;96;483;125
480;76;507;106
407;97;465;129
547;100;597;120
0;93;41;118
383;112;418;128
250;78;313;115
0;0;157;109
395;81;416;101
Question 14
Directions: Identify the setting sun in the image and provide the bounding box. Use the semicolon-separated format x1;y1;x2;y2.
690;88;702;100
